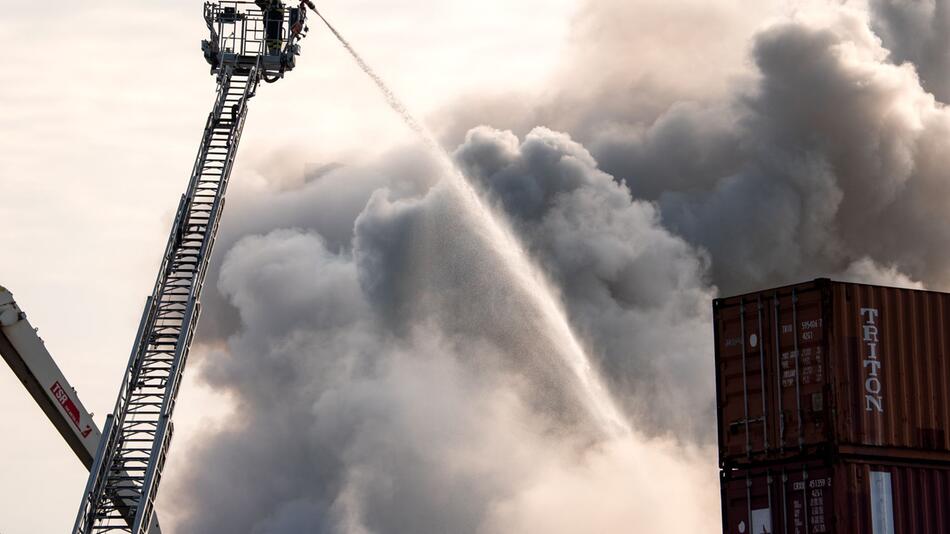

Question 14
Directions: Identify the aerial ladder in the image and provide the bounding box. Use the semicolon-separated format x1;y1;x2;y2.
0;288;162;532
72;2;314;532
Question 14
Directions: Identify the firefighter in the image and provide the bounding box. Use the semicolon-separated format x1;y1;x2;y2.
256;0;285;55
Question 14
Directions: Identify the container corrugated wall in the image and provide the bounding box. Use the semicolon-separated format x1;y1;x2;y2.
721;458;950;534
714;279;950;467
830;282;950;457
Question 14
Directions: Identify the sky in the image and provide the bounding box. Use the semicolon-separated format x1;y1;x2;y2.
2;0;949;533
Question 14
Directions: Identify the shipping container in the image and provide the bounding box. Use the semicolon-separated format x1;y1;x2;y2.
721;457;950;534
714;279;950;467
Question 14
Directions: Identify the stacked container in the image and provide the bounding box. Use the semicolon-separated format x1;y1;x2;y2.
714;279;950;533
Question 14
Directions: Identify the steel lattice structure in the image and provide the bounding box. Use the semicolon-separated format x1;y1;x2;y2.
73;3;312;532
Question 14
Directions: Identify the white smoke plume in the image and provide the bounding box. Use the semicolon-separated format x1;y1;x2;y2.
163;0;948;532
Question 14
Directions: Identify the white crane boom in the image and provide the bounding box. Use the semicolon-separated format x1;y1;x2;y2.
0;287;162;533
0;287;101;467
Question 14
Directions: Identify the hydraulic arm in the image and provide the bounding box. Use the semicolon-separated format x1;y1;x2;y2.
0;288;162;533
0;288;102;468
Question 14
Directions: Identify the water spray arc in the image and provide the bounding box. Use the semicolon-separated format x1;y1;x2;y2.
312;8;631;436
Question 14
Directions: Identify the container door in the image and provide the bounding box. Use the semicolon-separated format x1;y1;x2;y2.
773;284;829;455
717;295;773;462
784;465;833;534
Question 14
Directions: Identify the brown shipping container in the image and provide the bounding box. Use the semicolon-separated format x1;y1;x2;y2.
714;279;950;466
720;458;950;534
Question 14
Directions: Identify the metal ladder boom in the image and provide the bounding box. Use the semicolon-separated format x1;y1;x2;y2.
72;62;260;534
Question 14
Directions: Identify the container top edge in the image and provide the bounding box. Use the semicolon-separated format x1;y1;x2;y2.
713;277;947;305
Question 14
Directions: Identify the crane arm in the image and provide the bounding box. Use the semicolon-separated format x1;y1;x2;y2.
0;287;101;467
0;287;162;533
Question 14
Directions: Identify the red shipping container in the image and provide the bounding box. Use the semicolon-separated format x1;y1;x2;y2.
721;458;950;534
715;279;950;467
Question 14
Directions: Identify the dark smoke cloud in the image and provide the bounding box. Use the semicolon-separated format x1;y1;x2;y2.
453;126;715;440
870;0;950;102
164;1;950;532
168;145;718;531
197;146;441;341
443;2;945;295
656;12;949;293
